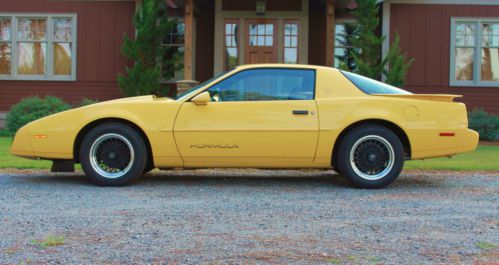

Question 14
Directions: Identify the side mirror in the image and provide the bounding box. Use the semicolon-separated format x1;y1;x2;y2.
191;91;211;105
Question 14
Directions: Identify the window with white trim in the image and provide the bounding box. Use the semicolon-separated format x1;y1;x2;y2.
334;20;357;68
162;18;185;81
451;18;499;86
0;14;76;80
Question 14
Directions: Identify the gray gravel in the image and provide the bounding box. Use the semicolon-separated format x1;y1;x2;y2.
0;169;498;264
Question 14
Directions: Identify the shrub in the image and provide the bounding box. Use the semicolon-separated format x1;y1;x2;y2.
468;108;499;141
118;0;176;97
80;98;99;107
5;96;71;136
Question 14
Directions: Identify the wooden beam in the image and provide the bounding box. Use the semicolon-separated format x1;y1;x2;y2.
184;0;194;80
326;0;335;67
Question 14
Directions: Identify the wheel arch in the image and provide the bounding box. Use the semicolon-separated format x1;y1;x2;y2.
73;118;154;169
331;119;412;167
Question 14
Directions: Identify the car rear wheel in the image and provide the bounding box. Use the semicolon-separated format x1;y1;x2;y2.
79;123;147;186
337;125;404;188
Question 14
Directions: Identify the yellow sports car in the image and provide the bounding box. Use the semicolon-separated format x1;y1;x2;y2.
10;64;478;188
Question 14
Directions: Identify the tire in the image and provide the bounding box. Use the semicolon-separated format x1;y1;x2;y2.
79;122;148;186
337;125;404;189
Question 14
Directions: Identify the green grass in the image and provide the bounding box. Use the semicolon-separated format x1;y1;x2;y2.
475;242;497;250
0;136;498;171
30;235;65;248
0;137;52;169
405;145;499;171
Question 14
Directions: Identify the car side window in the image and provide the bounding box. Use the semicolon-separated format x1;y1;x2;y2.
207;68;315;102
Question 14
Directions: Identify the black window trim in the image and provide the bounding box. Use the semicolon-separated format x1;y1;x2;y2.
187;67;317;102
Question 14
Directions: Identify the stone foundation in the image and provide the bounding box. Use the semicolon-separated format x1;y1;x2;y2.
176;80;199;95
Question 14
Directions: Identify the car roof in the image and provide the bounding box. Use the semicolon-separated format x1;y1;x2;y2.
234;64;336;71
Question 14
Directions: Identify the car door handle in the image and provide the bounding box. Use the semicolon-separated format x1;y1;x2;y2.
292;110;309;115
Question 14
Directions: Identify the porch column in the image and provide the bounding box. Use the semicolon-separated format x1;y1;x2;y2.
326;0;335;67
183;0;194;80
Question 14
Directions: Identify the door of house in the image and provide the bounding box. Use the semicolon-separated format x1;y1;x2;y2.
245;19;278;64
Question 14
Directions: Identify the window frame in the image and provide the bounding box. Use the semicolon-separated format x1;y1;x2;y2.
283;19;300;64
0;13;77;81
161;17;185;83
223;18;240;71
450;17;499;87
195;67;317;102
334;18;357;68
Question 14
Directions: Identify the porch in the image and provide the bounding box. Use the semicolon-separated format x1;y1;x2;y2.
167;0;357;83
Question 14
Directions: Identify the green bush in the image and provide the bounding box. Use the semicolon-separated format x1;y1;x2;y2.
79;98;99;107
5;96;71;136
0;129;10;137
468;108;499;141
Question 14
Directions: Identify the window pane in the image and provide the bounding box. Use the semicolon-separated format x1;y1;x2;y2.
225;47;238;69
257;36;264;46
18;18;46;41
265;36;272;46
208;69;315;101
334;47;347;68
53;18;72;42
284;48;297;64
54;43;71;75
17;42;46;75
0;42;11;74
455;47;474;81
164;21;185;45
265;24;273;35
257;24;265;35
481;47;499;81
342;71;411;94
0;18;11;41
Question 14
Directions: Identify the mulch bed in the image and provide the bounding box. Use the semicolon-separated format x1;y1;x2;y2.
480;141;499;146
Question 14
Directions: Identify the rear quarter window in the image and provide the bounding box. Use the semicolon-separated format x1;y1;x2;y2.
341;70;411;95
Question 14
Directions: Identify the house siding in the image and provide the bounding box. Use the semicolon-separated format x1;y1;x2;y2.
390;3;499;114
0;0;135;111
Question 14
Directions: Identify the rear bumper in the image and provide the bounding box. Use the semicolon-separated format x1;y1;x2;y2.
455;128;479;154
411;128;479;159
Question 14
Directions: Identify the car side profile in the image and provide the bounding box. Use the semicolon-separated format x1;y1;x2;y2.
10;64;479;188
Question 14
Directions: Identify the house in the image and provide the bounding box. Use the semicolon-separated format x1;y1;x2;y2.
0;0;498;128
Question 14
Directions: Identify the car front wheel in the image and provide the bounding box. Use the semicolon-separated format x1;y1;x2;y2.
337;125;404;188
79;123;147;186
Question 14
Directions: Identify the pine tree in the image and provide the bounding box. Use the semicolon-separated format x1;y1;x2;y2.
339;0;413;87
344;0;386;80
384;32;414;87
117;0;176;97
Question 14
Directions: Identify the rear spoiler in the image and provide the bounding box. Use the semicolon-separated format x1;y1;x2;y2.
372;94;462;102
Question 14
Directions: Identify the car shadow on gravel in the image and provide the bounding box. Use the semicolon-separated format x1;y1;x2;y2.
1;170;445;189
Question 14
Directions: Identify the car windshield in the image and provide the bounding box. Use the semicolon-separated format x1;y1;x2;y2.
175;70;233;100
340;70;411;95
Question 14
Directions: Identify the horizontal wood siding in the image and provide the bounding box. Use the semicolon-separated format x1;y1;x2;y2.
390;3;499;114
0;0;135;111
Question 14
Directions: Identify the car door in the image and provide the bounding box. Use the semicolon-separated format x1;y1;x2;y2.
173;68;319;167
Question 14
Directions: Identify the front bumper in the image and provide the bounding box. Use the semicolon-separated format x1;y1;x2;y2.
10;125;34;158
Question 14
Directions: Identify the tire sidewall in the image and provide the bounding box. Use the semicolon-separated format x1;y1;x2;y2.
338;125;404;189
79;123;147;186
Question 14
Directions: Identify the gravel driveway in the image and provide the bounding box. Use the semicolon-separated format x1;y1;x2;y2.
0;169;498;264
